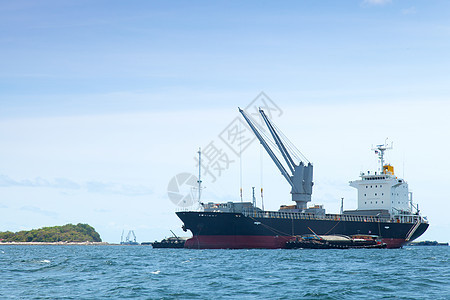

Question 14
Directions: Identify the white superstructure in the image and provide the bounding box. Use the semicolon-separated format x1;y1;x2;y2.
349;142;414;216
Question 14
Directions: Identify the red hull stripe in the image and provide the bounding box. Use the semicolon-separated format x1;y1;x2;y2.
185;235;407;249
185;235;292;249
382;238;408;249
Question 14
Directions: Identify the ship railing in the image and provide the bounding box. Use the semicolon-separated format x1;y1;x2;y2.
242;210;424;224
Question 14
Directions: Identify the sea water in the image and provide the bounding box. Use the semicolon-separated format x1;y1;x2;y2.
0;245;448;299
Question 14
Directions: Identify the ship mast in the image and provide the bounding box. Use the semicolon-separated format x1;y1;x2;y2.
252;187;256;210
239;107;313;210
197;147;202;203
372;140;393;173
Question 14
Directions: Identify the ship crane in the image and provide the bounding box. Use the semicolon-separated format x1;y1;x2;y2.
120;230;138;245
126;230;137;243
239;108;313;210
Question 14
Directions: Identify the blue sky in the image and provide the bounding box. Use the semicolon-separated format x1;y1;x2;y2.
1;0;449;242
2;0;450;115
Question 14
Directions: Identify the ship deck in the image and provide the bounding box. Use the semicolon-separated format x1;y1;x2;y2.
193;209;426;225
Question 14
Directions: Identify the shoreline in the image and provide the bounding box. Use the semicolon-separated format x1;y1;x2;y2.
0;241;110;245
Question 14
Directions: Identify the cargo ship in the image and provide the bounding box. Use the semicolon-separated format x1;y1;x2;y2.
177;108;429;249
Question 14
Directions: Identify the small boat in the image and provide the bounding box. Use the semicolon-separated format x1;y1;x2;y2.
150;231;188;248
151;237;187;248
285;234;387;249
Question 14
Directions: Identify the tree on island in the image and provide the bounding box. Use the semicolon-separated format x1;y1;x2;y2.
0;223;102;243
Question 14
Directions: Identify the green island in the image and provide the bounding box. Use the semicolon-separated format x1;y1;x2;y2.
0;223;102;243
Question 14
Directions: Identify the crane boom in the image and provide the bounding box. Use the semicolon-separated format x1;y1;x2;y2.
259;108;296;174
238;107;294;188
238;107;313;210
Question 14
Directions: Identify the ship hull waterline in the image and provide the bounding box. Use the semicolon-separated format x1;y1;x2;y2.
177;211;429;249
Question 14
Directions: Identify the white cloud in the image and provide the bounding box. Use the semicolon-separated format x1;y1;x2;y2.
0;174;152;196
20;206;58;218
363;0;392;5
0;175;80;189
401;7;417;15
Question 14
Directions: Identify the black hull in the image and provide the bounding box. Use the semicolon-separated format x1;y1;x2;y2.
177;211;429;249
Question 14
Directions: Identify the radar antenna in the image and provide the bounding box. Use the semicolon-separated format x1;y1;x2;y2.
372;139;393;173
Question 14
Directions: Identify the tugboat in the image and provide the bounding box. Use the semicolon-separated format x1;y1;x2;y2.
177;108;429;249
151;231;188;248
